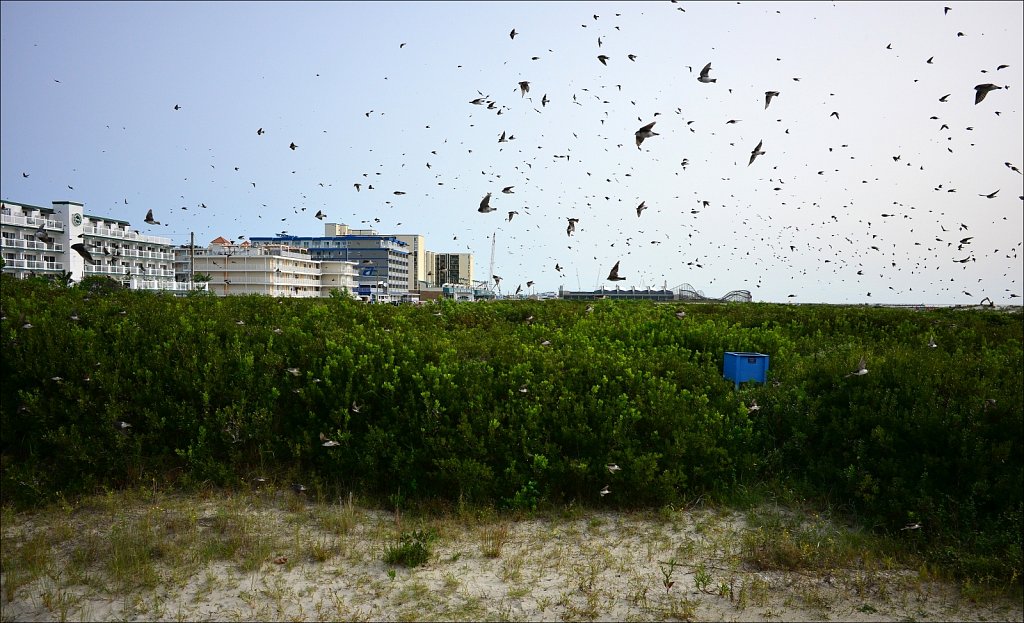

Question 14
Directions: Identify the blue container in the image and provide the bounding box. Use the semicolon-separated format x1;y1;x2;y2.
723;352;769;389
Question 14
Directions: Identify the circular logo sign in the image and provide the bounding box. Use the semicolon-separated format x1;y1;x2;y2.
71;213;83;227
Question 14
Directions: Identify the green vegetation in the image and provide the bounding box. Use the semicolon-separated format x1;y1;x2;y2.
1;276;1021;584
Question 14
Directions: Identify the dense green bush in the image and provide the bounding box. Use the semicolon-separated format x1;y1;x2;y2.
1;276;1021;581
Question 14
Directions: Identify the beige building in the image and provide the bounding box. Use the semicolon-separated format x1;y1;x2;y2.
174;237;358;297
2;199;185;292
425;251;474;287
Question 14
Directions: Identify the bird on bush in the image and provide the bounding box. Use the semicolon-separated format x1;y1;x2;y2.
747;400;760;414
900;522;922;531
292;484;308;495
286;367;301;376
846;356;868;377
600;485;611;497
114;421;132;432
320;432;341;447
675;310;687;319
927;337;937;348
351;401;362;413
606;463;621;474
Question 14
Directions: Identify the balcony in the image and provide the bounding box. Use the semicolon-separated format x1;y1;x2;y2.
83;225;169;245
0;238;64;253
2;259;65;271
0;214;65;231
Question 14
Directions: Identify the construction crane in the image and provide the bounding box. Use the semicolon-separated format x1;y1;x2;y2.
488;231;498;293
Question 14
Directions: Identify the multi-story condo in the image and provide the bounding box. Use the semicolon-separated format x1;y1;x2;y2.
394;234;426;291
424;251;475;287
173;237;358;298
2;199;184;292
250;223;411;297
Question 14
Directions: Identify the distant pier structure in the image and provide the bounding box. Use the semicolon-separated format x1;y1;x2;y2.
558;284;751;302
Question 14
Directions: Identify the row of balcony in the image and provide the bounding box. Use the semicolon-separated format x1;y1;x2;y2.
2;259;64;271
0;214;64;231
85;266;176;277
1;239;65;252
83;225;170;245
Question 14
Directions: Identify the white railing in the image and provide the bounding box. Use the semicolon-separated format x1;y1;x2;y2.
83;225;169;245
3;259;64;271
0;214;64;230
129;279;205;292
0;239;64;252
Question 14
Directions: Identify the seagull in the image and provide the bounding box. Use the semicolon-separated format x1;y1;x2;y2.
144;209;160;225
635;121;658;149
697;62;716;83
764;90;780;109
606;463;621;474
748;139;765;166
846;356;869;377
974;83;1002;104
71;243;96;264
320;432;341;448
607;260;626;281
478;192;495;213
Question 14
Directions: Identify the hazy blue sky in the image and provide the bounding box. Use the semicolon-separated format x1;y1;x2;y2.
2;1;1021;303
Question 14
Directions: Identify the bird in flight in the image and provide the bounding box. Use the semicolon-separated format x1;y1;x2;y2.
597;55;609;66
518;81;530;97
34;223;53;244
509;28;517;39
764;90;779;109
636;201;647;217
144;209;160;225
749;140;765;166
846;356;869;377
979;189;999;199
315;210;326;220
257;127;264;135
697;62;716;83
478;192;495;213
974;83;1002;104
289;142;298;150
566;218;579;237
635;121;658;149
71;243;96;264
607;261;626;281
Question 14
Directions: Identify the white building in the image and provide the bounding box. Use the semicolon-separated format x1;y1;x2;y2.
174;237;358;297
2;199;188;292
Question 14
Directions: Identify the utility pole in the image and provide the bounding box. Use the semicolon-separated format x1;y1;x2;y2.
190;231;195;292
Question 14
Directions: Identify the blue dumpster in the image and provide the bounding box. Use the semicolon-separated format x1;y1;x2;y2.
723;352;769;390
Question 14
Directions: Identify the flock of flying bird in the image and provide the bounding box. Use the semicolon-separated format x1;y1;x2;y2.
13;2;1021;301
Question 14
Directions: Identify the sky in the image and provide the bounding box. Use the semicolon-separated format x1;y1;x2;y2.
1;0;1022;304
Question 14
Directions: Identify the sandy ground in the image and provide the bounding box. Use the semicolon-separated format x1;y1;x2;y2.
2;492;1021;622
